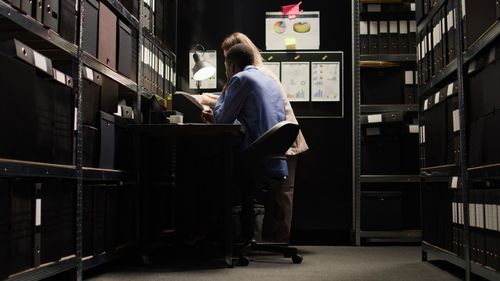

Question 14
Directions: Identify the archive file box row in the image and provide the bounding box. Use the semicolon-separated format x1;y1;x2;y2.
361;20;417;55
141;37;176;98
361;68;418;105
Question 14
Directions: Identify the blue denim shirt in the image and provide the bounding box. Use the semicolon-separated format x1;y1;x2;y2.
214;66;287;178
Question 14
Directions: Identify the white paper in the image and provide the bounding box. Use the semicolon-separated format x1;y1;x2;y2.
447;83;454;96
33;51;48;73
74;108;77;131
459;203;463;224
389;21;398;33
453;109;460;132
399;21;408;34
266;11;320;50
411;3;416;11
85;67;94;81
405;71;414;84
477;204;484;228
263;61;281;80
54;69;66;84
409;125;419;134
36;199;42;226
452;202;457;223
451;176;458;188
159;59;164;78
311;62;340;102
189;50;217;89
377;21;387;33
367;114;382;124
410;21;416;33
485;204;492;230
281;61;310;101
420;126;426;144
470;203;476;227
369;21;378;35
434;92;440;105
494;205;499;231
424;99;429;111
144;48;150;65
360;21;368;35
447;11;454;31
367;4;381;12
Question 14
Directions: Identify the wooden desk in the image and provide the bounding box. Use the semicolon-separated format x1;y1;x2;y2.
129;123;241;266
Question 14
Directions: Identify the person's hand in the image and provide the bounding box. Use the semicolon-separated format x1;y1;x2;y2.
198;93;218;109
201;108;214;124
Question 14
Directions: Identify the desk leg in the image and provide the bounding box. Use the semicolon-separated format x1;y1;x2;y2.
222;134;234;267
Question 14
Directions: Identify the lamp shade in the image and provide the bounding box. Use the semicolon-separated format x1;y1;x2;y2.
192;53;216;81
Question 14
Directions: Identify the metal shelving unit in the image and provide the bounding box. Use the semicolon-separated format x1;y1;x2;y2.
0;0;177;279
353;0;421;245
418;0;500;280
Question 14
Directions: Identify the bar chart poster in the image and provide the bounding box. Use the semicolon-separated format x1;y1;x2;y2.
311;62;340;102
281;61;310;102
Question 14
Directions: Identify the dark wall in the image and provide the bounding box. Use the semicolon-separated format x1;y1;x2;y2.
177;0;353;244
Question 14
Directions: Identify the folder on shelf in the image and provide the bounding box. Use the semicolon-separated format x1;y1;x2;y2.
404;70;416;104
389;21;399;54
409;20;417;53
360;21;369;54
82;67;103;127
118;20;133;79
399;20;409;54
98;2;117;70
369;21;379;54
20;0;31;16
446;1;456;62
379;21;389;54
416;0;424;22
82;0;99;57
42;0;59;32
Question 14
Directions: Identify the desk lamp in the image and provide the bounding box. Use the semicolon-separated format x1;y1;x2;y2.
192;44;216;92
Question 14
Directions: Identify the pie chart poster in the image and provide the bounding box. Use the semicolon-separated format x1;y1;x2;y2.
265;11;320;50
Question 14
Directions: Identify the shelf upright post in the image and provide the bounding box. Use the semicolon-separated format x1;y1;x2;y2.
75;0;86;279
352;0;362;246
454;0;470;280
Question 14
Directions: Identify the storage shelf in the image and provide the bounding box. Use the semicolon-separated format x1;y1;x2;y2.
82;167;136;182
464;20;500;65
421;164;460;177
102;0;140;29
0;158;76;178
360;104;418;113
83;52;138;92
360;229;421;240
470;262;500;281
416;0;446;32
468;163;500;180
0;0;78;58
360;174;420;183
422;241;465;268
361;54;416;63
7;257;78;281
83;243;136;271
142;27;176;59
418;59;457;97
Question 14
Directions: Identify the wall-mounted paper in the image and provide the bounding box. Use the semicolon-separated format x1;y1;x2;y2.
262;61;281;80
311;62;340;102
266;11;320;50
189;50;217;89
281;61;310;101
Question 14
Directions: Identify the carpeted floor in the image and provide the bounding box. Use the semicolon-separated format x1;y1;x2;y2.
84;246;465;281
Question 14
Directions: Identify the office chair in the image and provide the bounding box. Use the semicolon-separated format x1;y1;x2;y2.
235;121;302;265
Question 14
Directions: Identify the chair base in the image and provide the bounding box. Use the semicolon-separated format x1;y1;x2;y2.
234;240;303;265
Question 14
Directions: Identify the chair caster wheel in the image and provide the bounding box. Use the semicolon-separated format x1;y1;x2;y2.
238;256;250;266
292;254;303;264
224;256;235;268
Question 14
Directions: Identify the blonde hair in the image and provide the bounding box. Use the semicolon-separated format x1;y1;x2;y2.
221;32;263;65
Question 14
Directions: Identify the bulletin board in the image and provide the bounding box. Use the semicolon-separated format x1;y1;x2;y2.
261;51;344;118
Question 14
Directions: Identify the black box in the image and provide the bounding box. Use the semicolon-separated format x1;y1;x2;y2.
389;20;399;54
0;180;9;279
82;68;103;127
361;191;403;230
422;101;448;167
379;21;389;54
404;70;416;104
360;21;369;54
361;67;403;104
53;77;74;165
399;20;409;54
59;0;77;43
9;179;34;275
118;20;133;78
368;21;379;54
361;135;402;174
82;185;93;257
98;2;117;69
119;0;139;17
83;125;99;167
20;0;32;15
99;112;115;169
40;179;75;264
464;0;499;48
83;0;99;57
42;0;59;32
100;75;118;114
93;187;106;255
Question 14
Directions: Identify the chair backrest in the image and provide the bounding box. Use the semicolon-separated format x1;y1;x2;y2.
242;121;299;164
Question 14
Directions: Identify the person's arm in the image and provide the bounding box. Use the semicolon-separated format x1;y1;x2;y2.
213;77;247;124
197;92;220;109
